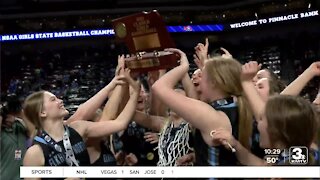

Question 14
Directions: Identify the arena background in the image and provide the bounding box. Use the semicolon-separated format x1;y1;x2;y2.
1;0;320;114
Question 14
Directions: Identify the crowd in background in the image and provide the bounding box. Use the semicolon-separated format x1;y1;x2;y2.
1;31;320;180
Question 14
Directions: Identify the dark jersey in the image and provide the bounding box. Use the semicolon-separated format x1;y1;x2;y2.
34;126;90;166
121;121;159;166
91;141;117;166
251;120;265;158
194;97;239;166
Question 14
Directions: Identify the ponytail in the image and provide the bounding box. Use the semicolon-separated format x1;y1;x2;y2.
237;95;253;149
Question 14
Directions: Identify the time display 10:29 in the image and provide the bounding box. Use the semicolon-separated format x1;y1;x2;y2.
264;148;281;155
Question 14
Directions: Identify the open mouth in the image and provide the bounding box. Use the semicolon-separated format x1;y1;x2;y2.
193;82;199;87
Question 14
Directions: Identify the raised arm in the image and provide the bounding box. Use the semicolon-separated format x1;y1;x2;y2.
71;69;140;138
281;62;320;96
148;70;168;116
67;67;125;124
102;55;129;120
152;48;231;146
241;61;266;121
66;77;122;123
212;128;266;166
102;84;128;120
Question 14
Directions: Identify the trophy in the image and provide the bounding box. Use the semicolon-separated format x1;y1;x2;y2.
112;10;179;72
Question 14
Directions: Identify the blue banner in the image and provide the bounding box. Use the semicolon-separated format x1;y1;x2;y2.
0;24;224;42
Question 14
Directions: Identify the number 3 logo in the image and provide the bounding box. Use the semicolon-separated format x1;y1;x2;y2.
292;148;303;160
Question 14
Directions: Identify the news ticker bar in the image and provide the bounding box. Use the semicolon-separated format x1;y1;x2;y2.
20;166;320;178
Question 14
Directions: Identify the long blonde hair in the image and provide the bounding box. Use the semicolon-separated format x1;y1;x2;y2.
205;57;253;149
23;91;45;130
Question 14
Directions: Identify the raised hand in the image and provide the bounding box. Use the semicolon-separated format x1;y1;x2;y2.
114;150;125;165
241;61;262;82
306;61;320;77
176;152;195;166
111;73;127;86
115;55;125;76
220;47;233;59
109;55;127;87
144;132;159;144
193;54;203;70
125;153;138;166
123;68;141;95
164;48;189;69
194;38;209;69
147;70;160;86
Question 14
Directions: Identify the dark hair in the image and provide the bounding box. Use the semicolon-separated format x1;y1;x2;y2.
260;68;286;95
266;95;318;149
268;77;287;95
139;76;150;93
0;94;23;122
3;94;22;114
0;105;9;121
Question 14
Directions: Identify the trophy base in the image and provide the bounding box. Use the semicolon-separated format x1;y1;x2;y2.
125;51;179;72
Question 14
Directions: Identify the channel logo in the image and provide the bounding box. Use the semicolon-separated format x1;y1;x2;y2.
289;146;308;165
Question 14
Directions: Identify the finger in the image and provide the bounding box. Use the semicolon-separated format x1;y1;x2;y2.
197;43;204;48
220;47;231;56
212;133;223;141
125;68;131;74
117;75;126;80
144;132;153;135
241;65;246;73
164;48;184;55
150;140;158;144
243;64;249;72
145;139;152;142
144;134;154;138
195;50;201;57
119;55;125;67
176;161;184;166
118;55;124;65
205;38;209;48
193;54;199;61
144;136;152;141
176;158;185;165
115;66;122;76
247;62;253;70
147;136;157;141
194;60;201;67
116;80;127;85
